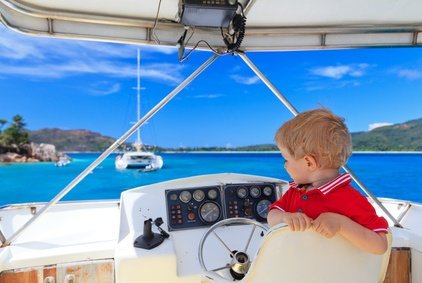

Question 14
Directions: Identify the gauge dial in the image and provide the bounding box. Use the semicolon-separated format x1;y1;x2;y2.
250;187;261;198
199;202;221;223
256;199;272;219
193;189;205;202
169;193;178;201
263;186;273;197
207;189;218;200
237;187;248;198
179;190;192;203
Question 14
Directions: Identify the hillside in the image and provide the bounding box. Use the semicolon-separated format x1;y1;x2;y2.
352;118;422;151
28;118;422;152
29;128;116;152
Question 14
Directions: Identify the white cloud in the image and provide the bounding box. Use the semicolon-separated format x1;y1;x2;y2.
142;64;185;84
192;94;223;99
312;66;351;79
231;74;260;85
310;64;369;79
368;122;393;131
397;69;422;80
0;26;182;84
142;45;177;55
304;80;360;92
89;82;121;96
0;30;45;60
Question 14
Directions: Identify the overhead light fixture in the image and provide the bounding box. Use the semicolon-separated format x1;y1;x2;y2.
176;0;247;61
179;0;238;28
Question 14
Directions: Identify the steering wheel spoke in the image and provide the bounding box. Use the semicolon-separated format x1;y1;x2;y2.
244;224;256;253
198;218;268;282
212;230;236;257
210;263;233;272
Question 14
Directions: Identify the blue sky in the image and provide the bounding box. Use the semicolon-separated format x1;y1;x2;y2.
1;25;422;148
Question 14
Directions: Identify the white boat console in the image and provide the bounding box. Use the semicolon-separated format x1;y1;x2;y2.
115;173;286;282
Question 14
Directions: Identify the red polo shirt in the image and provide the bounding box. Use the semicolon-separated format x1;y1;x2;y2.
270;173;388;233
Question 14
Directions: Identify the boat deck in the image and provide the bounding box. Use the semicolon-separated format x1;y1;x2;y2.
0;201;120;271
0;174;421;282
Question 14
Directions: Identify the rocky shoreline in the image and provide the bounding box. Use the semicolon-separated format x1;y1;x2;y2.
0;143;70;163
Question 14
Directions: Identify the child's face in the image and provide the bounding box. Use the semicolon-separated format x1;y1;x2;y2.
280;147;311;185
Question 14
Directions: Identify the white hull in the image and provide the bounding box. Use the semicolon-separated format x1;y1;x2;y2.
115;152;163;171
0;173;421;282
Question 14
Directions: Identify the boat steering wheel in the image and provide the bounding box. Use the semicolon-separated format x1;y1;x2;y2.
198;218;269;282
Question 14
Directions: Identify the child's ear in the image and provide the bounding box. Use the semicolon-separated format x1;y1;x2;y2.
304;155;317;170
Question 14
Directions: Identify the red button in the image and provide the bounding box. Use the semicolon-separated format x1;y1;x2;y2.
188;212;196;220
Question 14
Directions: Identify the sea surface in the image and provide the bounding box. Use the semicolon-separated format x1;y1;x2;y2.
1;152;421;205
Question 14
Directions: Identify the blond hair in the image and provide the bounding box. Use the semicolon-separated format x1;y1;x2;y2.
275;108;352;169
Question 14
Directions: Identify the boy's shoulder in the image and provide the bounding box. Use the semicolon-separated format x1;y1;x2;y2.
329;183;373;206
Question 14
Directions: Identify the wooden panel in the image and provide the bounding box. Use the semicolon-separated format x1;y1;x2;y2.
0;270;38;283
0;260;113;283
57;259;114;283
0;266;56;283
383;248;411;283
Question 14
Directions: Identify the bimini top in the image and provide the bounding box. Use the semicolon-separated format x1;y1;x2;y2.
1;0;422;53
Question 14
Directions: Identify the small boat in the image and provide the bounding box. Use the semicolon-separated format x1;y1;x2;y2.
0;0;421;282
54;156;71;167
115;49;163;171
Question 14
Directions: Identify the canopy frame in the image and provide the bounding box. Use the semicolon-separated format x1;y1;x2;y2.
1;0;422;51
1;49;402;247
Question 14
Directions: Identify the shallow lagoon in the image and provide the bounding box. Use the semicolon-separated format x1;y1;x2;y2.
1;152;421;205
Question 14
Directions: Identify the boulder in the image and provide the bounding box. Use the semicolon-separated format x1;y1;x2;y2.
0;152;40;163
31;143;59;161
0;143;68;163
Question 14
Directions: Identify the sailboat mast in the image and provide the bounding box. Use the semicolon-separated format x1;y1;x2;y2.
136;48;142;149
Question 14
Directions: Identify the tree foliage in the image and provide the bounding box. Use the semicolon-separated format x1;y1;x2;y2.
0;119;7;132
0;115;30;146
352;118;422;151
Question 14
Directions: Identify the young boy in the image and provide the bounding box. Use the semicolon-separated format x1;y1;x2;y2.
267;108;389;255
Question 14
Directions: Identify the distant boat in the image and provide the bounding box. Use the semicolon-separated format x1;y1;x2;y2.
115;150;163;171
55;156;71;167
115;49;163;171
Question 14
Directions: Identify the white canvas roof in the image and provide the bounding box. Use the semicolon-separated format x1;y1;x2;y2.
1;0;422;51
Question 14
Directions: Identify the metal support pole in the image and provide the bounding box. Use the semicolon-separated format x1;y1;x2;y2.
342;165;402;227
2;53;220;247
239;52;402;227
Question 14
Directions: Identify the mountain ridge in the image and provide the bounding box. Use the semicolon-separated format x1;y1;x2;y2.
28;118;422;152
29;128;116;152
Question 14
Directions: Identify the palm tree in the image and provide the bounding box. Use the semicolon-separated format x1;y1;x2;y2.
2;115;30;146
11;115;25;130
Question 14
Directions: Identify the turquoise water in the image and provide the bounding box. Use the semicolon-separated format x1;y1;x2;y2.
0;152;421;205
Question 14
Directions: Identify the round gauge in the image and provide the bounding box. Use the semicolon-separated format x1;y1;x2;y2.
193;189;205;202
207;189;218;200
256;199;272;219
263;186;273;197
199;202;221;223
169;193;178;201
250;187;261;198
237;187;248;198
179;190;192;203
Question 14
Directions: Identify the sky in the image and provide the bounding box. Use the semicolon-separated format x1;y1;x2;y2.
1;25;422;148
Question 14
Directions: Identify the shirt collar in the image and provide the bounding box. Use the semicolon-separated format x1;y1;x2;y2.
289;173;352;195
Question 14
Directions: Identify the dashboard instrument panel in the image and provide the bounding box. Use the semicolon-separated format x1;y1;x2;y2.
165;183;278;231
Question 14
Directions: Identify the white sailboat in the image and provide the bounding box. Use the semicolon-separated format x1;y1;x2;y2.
0;0;421;282
115;49;163;171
